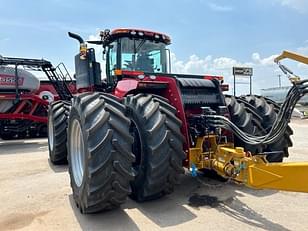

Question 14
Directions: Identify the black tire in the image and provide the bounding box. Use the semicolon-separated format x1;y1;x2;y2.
48;100;70;165
0;131;25;140
225;95;265;155
225;95;293;162
125;94;185;201
68;93;135;213
33;124;48;138
0;132;15;140
240;95;293;162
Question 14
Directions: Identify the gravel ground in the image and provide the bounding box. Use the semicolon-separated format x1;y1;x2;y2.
0;120;308;231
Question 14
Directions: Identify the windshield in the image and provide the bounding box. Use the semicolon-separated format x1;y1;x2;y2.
120;38;168;73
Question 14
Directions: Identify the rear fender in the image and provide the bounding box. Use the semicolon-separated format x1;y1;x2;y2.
114;79;139;98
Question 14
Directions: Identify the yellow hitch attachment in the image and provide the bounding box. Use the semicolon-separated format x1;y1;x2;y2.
243;160;308;193
189;135;308;193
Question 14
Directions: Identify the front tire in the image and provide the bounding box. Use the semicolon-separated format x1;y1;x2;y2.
48;100;70;165
68;93;135;213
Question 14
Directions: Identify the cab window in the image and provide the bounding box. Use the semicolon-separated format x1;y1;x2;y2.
120;38;167;73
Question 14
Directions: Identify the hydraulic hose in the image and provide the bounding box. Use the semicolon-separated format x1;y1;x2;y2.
207;81;308;145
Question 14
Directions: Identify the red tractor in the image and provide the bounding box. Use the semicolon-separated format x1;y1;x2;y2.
48;28;308;214
0;56;74;140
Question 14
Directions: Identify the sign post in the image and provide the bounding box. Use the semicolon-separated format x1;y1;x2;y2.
232;67;253;96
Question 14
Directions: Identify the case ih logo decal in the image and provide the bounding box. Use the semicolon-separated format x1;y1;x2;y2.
0;75;24;86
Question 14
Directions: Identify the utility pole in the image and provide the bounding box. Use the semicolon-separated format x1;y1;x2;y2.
278;74;281;88
233;74;236;96
249;75;252;95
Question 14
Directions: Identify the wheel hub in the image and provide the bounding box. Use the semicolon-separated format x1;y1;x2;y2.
48;118;54;152
70;119;85;187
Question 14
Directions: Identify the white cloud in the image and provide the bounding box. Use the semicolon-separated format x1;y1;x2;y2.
171;53;251;75
171;53;256;94
274;0;308;13
171;52;275;76
207;3;233;12
212;57;241;69
251;52;277;66
171;54;212;74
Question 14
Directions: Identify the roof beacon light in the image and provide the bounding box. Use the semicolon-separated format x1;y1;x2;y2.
149;75;156;80
137;74;145;80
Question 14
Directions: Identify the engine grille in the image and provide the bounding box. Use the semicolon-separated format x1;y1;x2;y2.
177;78;223;106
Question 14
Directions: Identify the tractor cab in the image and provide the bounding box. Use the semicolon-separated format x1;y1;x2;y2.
106;28;171;79
69;29;171;92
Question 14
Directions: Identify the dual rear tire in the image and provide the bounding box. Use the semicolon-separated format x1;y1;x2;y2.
225;95;293;162
67;93;185;213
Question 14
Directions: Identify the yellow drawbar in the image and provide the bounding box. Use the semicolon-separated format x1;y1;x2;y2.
189;135;308;193
246;162;308;192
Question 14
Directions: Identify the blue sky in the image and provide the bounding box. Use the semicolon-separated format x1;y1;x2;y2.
1;0;308;94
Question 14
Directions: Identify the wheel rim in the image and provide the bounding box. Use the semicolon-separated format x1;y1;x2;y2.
48;117;54;152
70;119;85;187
